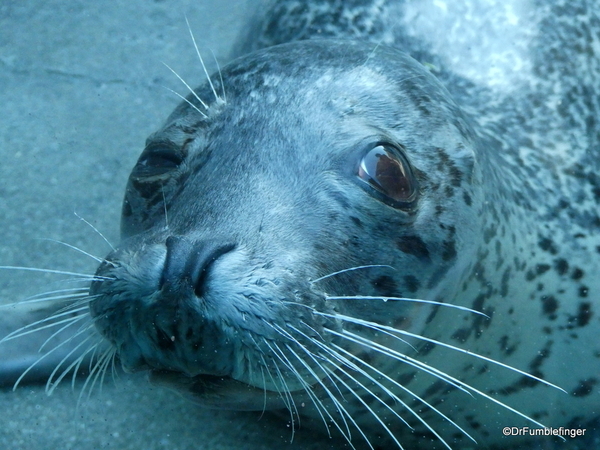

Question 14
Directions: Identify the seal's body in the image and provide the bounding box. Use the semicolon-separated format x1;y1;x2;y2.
6;1;600;448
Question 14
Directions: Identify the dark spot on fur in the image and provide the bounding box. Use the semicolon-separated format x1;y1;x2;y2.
463;191;472;206
577;302;592;326
371;275;398;297
350;216;362;227
541;295;558;319
483;227;496;244
536;264;551;275
465;415;482;430
538;237;558;255
500;267;511;297
330;190;350;209
396;371;417;386
525;270;535;281
499;335;517;356
554;258;569;276
418;341;435;356
451;328;470;343
441;239;456;261
494;341;553;395
403;275;420;293
571;267;584;280
579;286;589;298
397;235;430;259
571;378;598;397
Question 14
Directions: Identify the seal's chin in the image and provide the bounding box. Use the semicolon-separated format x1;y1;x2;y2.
148;370;296;411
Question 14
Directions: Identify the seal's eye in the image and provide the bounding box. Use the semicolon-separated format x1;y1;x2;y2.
357;144;418;207
131;142;185;181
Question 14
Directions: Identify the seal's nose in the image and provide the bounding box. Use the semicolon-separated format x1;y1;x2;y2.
161;236;236;297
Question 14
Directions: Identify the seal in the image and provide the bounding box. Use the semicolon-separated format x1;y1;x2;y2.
3;0;599;449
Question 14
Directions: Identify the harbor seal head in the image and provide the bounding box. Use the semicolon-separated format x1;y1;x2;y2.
90;39;482;411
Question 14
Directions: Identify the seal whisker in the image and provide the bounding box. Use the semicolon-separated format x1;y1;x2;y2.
282;342;357;448
74;211;115;252
185;16;222;104
269;336;363;448
0;291;89;310
12;319;96;391
310;265;395;284
161;184;169;231
0;265;113;281
328;326;562;434
323;366;403;450
38;311;92;352
37;238;105;263
45;332;98;394
161;86;208;118
329;342;477;446
271;323;353;442
77;343;117;405
0;306;89;344
320;312;566;392
209;48;226;102
290;323;474;447
326;295;489;318
289;324;413;428
261;339;301;439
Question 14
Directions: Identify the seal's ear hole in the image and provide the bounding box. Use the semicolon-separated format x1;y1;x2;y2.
132;141;186;181
357;143;418;208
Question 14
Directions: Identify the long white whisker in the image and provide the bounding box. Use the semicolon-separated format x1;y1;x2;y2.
78;345;115;406
262;339;300;441
318;311;565;392
270;323;353;442
311;265;394;284
328;327;471;396
74;212;115;251
46;334;97;394
12;320;95;391
38;313;92;353
185;16;220;103
326;295;489;318
324;366;401;450
162;63;210;111
209;48;226;102
0;306;89;343
330;342;476;446
162;85;208;118
327;325;562;433
37;238;104;263
283;343;356;448
0;265;111;280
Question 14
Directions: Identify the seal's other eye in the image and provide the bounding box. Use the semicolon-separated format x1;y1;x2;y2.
131;142;185;181
357;144;418;207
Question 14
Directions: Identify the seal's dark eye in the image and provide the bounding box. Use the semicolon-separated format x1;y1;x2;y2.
132;142;185;181
357;144;418;206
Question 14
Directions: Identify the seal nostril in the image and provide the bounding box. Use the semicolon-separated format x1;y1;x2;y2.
161;236;235;297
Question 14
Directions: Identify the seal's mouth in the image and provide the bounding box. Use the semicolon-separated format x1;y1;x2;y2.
148;370;300;411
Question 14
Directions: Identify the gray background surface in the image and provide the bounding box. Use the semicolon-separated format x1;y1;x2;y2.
0;1;334;449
